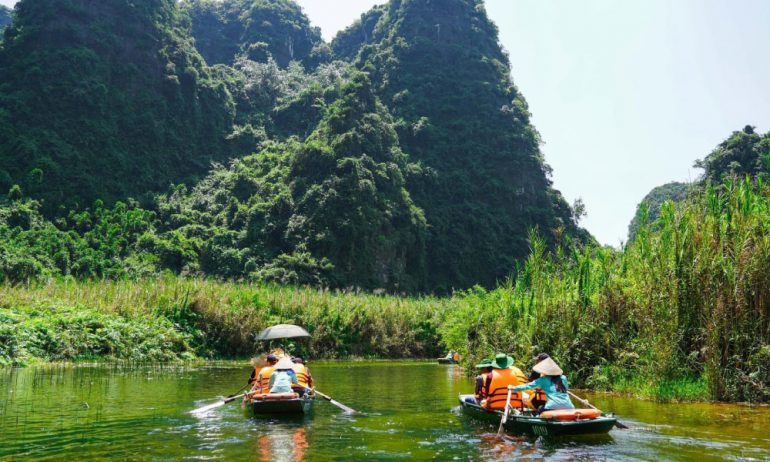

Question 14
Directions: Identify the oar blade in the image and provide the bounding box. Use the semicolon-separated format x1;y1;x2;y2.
191;400;226;415
330;399;356;414
315;390;359;415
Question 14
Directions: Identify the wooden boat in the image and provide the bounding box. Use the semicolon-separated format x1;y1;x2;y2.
244;392;314;416
458;394;616;437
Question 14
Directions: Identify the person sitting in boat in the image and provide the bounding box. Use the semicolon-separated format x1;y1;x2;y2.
248;354;275;386
510;357;575;413
253;354;280;394
292;357;313;396
480;353;528;410
268;357;299;394
250;354;277;389
524;353;550;410
467;358;493;404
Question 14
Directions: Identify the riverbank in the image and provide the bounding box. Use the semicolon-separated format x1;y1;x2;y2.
0;274;765;404
0;277;448;366
0;269;766;404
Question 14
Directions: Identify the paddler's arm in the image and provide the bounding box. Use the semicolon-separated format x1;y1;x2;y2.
509;377;546;392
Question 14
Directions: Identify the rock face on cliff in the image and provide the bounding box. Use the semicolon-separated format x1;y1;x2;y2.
336;0;584;290
182;0;324;68
0;0;235;210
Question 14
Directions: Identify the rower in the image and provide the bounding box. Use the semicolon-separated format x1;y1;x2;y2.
524;353;550;410
248;354;274;386
252;354;278;393
510;357;575;413
292;357;313;396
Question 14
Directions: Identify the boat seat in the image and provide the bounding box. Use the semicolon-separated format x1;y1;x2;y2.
252;392;300;401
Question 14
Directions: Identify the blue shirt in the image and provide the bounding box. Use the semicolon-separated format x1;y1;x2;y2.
511;375;575;410
268;370;298;393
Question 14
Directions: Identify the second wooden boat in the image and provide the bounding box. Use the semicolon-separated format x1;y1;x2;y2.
458;394;616;437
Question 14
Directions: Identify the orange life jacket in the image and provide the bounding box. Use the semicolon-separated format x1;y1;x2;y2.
250;366;262;385
524;387;548;409
292;364;311;388
258;366;275;392
483;367;527;410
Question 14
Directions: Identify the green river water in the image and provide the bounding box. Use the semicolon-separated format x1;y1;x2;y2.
1;361;769;461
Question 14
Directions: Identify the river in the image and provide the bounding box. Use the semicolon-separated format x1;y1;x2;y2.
1;361;769;461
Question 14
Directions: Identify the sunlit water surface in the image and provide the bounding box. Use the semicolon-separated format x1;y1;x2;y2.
1;362;769;461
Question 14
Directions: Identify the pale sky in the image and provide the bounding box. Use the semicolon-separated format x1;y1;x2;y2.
3;0;770;245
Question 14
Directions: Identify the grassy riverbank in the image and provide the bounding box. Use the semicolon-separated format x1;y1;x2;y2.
0;277;448;366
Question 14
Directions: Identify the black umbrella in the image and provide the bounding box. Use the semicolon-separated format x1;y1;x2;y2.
255;324;311;341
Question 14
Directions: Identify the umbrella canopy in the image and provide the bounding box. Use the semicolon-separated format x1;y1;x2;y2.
255;324;311;341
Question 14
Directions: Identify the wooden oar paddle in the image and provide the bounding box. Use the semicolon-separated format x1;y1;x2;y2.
497;386;514;437
314;390;358;414
191;393;247;414
568;391;629;429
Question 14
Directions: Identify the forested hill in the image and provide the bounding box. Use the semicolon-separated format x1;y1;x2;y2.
0;0;235;210
181;0;325;68
0;0;587;293
337;0;589;290
628;125;770;242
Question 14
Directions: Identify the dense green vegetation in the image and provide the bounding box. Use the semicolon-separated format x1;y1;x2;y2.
0;277;445;365
696;125;770;183
182;0;325;68
628;125;770;242
442;177;770;403
0;0;235;212
0;0;584;292
4;171;770;403
346;0;590;291
627;182;690;241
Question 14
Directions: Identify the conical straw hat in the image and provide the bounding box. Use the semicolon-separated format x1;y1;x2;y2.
275;356;295;370
532;357;563;376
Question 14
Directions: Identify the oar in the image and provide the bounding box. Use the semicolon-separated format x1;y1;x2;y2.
314;389;358;414
191;393;247;414
568;390;629;429
497;386;514;437
228;383;251;398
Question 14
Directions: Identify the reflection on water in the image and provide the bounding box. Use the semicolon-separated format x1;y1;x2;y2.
1;361;770;461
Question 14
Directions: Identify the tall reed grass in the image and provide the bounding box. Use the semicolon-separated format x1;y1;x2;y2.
440;178;770;402
0;276;448;364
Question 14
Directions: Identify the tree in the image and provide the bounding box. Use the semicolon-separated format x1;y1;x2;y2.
695;125;770;183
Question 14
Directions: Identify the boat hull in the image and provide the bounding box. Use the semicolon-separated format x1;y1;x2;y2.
437;358;456;364
459;395;615;437
245;396;314;416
